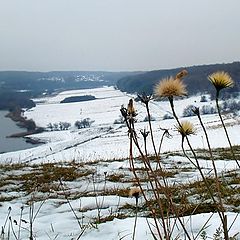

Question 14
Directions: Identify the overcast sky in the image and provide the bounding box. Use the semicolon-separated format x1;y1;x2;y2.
0;0;239;71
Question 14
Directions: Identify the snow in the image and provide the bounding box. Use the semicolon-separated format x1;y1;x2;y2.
0;86;240;239
1;86;240;165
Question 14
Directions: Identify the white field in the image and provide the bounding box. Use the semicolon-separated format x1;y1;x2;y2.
0;86;239;164
0;86;239;240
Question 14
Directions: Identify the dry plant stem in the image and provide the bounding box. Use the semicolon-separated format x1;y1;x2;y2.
1;207;12;237
130;118;191;240
145;103;163;171
92;173;102;223
132;201;138;240
181;139;197;168
128;128;165;240
7;219;11;240
145;103;158;157
196;114;225;211
169;97;229;239
185;137;229;240
17;207;24;240
124;109;191;240
29;201;34;240
9;217;17;240
143;135;148;156
157;130;168;157
215;91;240;168
129;136;164;240
59;179;83;230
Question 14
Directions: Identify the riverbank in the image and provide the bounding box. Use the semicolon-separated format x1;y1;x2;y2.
0;110;43;153
5;108;44;143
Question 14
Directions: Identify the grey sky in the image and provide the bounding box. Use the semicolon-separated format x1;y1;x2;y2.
0;0;239;71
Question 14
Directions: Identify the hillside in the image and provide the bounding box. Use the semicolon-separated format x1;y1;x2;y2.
116;62;240;96
0;71;141;110
0;86;240;239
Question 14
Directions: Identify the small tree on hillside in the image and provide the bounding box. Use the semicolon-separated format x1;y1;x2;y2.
75;118;94;129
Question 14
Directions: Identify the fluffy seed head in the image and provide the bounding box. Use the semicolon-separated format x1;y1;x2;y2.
154;77;187;98
208;71;234;91
175;69;188;80
176;121;196;137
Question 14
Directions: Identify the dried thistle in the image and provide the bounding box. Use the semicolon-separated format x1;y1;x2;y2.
127;99;137;117
176;121;196;137
140;129;149;139
192;106;200;116
208;71;234;91
154;76;187;98
175;69;188;80
137;93;152;105
129;187;141;199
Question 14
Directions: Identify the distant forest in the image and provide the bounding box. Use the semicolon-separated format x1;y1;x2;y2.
1;63;240;111
116;62;240;97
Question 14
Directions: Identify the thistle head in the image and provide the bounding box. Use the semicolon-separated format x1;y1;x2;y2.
175;69;188;80
129;187;141;205
129;187;141;198
176;121;196;138
138;93;152;105
208;71;234;92
154;76;187;99
127;99;137;116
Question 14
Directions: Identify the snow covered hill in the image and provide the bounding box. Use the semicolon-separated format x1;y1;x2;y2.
0;86;239;164
0;86;240;240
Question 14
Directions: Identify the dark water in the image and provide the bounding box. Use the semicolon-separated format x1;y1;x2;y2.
0;110;36;153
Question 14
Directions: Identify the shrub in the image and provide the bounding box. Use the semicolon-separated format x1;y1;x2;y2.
75;118;94;129
162;113;173;120
182;105;195;117
200;95;208;102
143;115;156;122
201;105;217;115
113;115;125;124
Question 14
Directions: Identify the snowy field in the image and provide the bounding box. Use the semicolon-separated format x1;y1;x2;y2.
0;86;239;164
0;86;240;240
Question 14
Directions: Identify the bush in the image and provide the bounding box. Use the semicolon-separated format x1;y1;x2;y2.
162;113;173;120
113;115;125;124
200;95;208;102
201;105;217;115
59;122;71;130
47;122;71;131
25;119;36;131
75;118;94;129
143;115;156;122
182;105;195;117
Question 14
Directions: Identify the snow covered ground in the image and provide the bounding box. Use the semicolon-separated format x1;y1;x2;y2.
0;86;239;164
0;86;240;239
